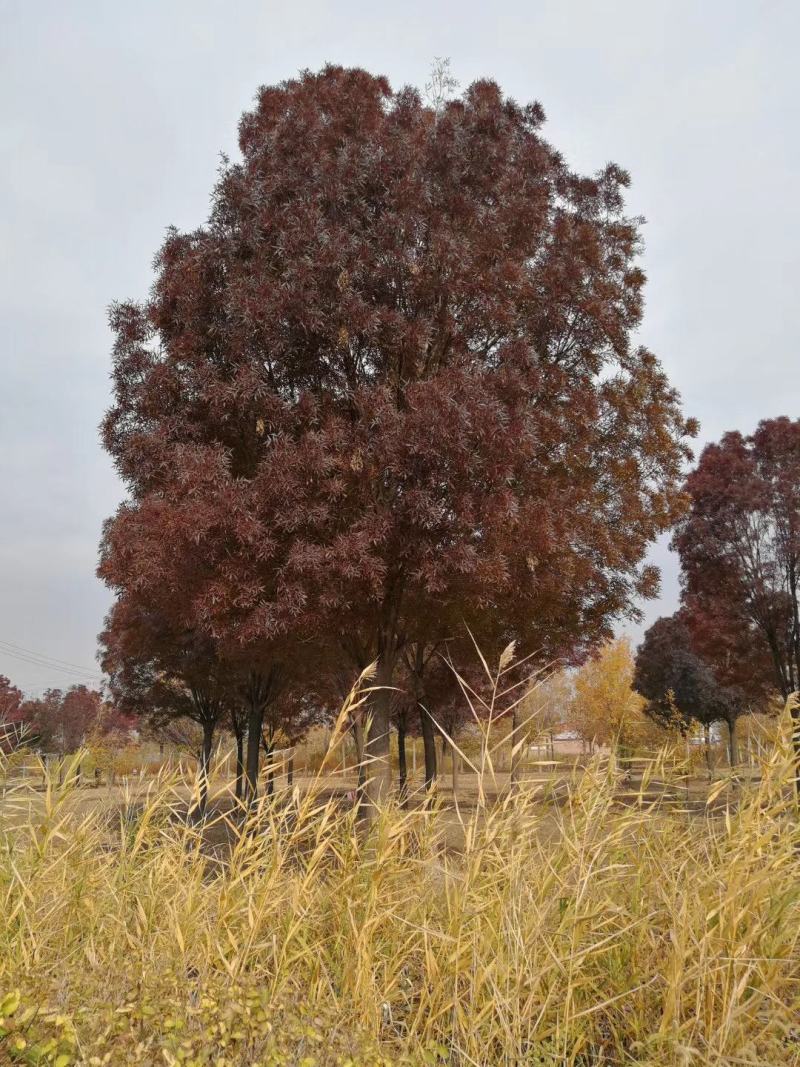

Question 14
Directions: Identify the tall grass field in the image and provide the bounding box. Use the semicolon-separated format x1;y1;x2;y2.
1;703;798;1066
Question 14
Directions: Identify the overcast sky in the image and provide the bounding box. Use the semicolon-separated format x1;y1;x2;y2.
1;0;798;693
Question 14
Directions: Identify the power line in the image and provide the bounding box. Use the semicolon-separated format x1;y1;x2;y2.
0;639;104;683
0;645;102;679
0;638;104;675
0;650;103;682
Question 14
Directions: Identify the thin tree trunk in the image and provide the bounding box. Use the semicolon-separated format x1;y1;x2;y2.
409;644;438;792
362;648;396;817
704;722;713;777
244;698;264;804
287;753;294;787
451;741;459;797
789;561;800;693
265;742;275;797
234;728;245;801
510;706;522;791
193;719;214;820
419;702;437;791
727;715;738;768
352;719;366;792
397;720;408;806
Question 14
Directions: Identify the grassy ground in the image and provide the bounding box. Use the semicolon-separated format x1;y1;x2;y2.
0;733;798;1066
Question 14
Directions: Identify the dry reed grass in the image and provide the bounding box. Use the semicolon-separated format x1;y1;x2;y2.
0;692;798;1066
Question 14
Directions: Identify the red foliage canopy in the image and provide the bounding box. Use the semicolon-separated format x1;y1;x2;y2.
20;685;103;756
100;67;695;802
0;675;25;752
0;675;23;726
674;417;800;702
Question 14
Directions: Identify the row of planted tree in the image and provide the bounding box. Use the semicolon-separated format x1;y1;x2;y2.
87;65;798;817
0;601;793;806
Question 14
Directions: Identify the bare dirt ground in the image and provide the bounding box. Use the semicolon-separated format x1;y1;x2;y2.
0;762;756;856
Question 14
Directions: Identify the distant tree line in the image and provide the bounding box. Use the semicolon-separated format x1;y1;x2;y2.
0;677;133;758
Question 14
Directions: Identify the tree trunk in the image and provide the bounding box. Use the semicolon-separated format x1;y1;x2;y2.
362;649;395;816
419;702;437;791
234;728;245;801
244;699;264;804
510;706;522;791
193;719;214;820
789;561;800;695
397;720;408;806
287;753;294;787
265;742;275;797
727;715;738;768
451;742;459;798
352;719;366;792
704;722;713;777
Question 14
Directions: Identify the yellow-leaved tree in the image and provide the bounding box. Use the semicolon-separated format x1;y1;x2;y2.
571;638;667;755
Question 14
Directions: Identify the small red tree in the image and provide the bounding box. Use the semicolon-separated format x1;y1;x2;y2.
0;675;25;752
18;690;62;753
0;675;23;724
99;446;300;806
58;686;103;753
634;615;738;764
20;686;102;758
100;592;230;818
674;417;800;773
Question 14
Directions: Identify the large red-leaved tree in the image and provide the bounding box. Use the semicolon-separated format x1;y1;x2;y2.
102;66;695;811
